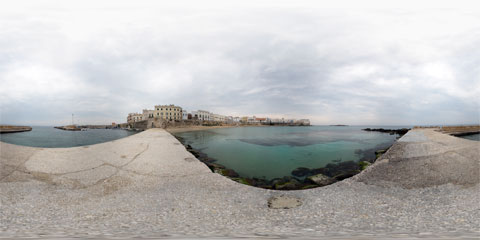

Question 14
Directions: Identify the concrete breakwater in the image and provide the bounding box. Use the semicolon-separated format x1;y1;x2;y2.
0;128;479;239
0;125;32;134
54;125;81;131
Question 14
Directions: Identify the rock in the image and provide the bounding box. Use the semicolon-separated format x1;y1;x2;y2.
275;178;302;190
358;161;371;170
291;167;311;177
375;149;387;159
267;195;302;209
310;168;327;175
205;162;225;172
301;184;319;189
333;170;361;181
236;178;256;186
307;174;335;186
214;168;240;178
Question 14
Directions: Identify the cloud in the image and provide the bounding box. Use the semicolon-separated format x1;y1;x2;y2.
0;2;479;125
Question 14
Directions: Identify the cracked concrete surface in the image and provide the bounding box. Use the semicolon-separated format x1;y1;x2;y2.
1;128;479;239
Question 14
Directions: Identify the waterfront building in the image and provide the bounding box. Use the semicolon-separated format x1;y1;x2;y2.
255;117;267;123
193;110;212;121
142;109;154;121
127;113;143;124
247;116;257;123
240;116;248;123
296;119;311;125
233;117;240;122
154;104;183;121
182;110;189;120
213;114;226;122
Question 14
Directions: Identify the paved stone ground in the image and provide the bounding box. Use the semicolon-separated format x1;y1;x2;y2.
1;128;479;239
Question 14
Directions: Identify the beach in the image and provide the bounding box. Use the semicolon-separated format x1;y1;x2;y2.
1;128;479;239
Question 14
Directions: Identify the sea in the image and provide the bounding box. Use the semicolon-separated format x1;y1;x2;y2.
0;126;139;148
174;126;411;180
459;133;480;141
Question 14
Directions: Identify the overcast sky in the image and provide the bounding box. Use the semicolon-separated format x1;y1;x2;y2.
1;1;479;126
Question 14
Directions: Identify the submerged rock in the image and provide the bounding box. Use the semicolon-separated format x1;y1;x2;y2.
214;168;240;178
333;170;361;181
358;161;371;170
291;167;311;177
307;174;335;186
274;178;302;190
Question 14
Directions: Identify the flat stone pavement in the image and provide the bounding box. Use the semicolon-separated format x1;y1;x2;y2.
0;128;479;239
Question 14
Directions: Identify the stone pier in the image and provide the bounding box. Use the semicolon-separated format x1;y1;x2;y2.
0;128;478;239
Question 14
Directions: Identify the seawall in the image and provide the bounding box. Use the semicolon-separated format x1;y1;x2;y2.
0;128;478;239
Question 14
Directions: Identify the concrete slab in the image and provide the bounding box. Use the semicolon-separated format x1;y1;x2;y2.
1;128;479;239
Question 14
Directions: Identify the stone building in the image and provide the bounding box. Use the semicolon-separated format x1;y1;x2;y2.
127;113;143;124
142;109;154;121
154;104;183;121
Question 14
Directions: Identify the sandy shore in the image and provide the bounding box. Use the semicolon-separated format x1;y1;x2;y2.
1;128;479;239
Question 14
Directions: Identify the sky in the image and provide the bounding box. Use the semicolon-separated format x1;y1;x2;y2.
0;0;479;126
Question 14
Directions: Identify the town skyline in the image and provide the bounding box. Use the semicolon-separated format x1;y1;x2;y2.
1;1;479;126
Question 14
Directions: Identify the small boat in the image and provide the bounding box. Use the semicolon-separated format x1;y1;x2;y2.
81;128;88;131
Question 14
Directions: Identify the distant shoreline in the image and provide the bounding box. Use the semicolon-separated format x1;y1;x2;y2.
0;125;32;134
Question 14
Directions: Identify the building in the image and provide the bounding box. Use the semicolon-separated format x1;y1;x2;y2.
212;114;226;122
127;113;142;124
296;119;311;125
192;110;212;121
142;109;154;121
154;104;183;121
182;110;189;120
240;116;248;123
255;117;267;123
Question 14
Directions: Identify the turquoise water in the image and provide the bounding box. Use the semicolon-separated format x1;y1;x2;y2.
0;126;139;148
175;126;406;180
459;133;480;141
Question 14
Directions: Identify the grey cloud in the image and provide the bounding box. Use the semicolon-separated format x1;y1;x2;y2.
0;6;479;125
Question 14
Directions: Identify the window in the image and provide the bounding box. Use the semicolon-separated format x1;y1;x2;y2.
157;113;159;116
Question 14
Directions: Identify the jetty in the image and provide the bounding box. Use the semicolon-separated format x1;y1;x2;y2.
0;128;478;239
0;125;32;134
54;125;81;131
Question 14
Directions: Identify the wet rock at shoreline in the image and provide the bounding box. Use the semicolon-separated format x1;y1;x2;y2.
358;161;371;170
306;174;335;186
214;168;240;178
291;167;311;177
333;170;361;181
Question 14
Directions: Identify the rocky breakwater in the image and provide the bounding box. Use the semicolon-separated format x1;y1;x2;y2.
0;125;32;134
362;127;410;136
54;125;81;131
437;125;480;137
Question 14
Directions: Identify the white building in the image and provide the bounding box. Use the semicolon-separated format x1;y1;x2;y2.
212;114;226;122
193;110;212;121
182;110;189;120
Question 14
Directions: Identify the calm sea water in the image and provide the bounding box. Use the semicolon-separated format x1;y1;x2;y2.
459;133;480;141
175;126;408;180
0;126;139;148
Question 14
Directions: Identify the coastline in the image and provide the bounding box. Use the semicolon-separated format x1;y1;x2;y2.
0;125;32;134
171;127;402;190
0;128;479;238
165;125;239;134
